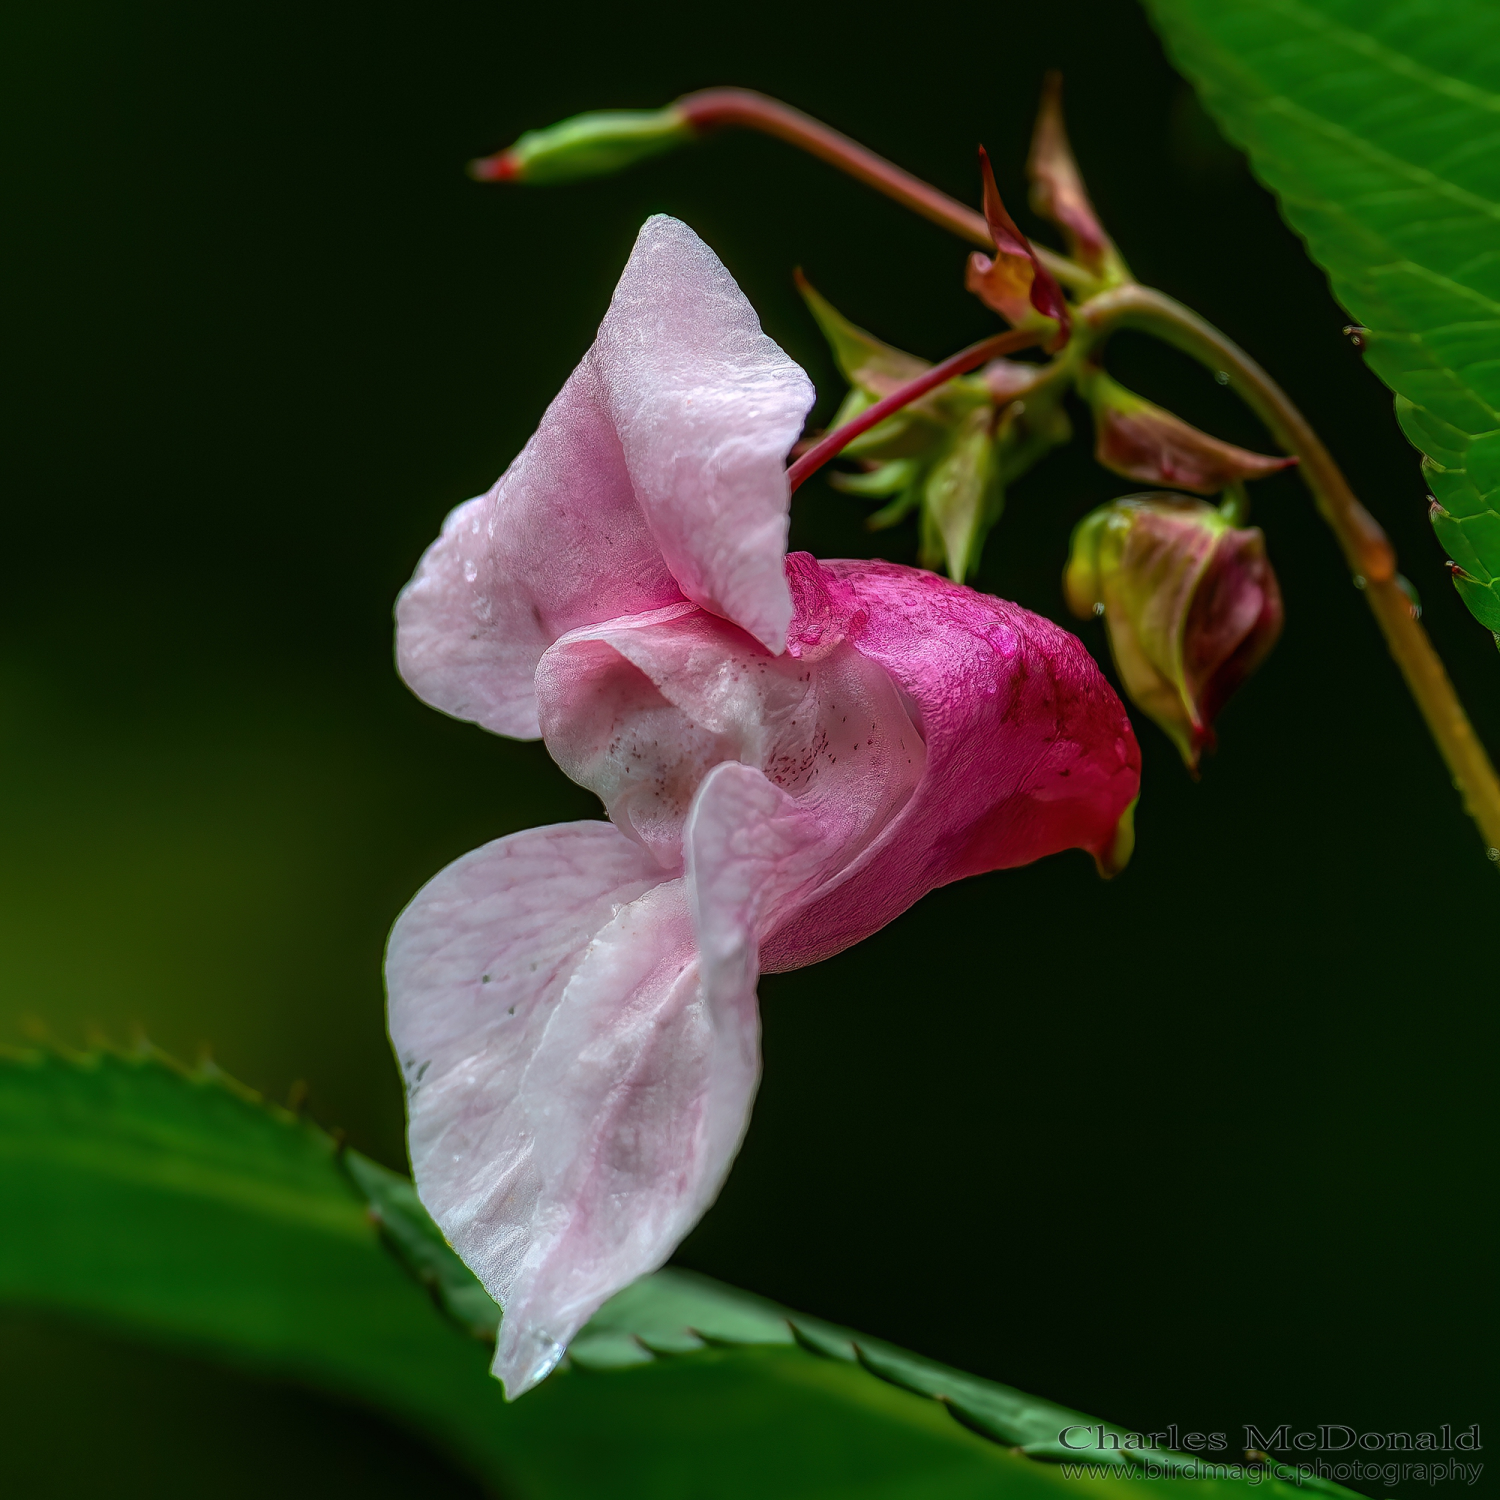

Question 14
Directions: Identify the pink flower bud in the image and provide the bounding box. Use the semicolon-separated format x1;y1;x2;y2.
1065;493;1283;770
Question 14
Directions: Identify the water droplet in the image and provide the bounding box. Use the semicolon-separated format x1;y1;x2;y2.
524;1335;567;1389
1487;848;1499;861
1352;574;1367;590
1092;602;1106;617
1214;370;1230;386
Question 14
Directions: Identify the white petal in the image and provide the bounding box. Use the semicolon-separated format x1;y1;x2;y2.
386;818;761;1397
595;215;815;654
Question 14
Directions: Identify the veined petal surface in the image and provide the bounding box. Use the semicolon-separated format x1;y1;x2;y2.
764;558;1141;969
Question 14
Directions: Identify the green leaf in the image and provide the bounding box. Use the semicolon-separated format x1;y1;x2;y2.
1142;0;1500;636
0;1044;1355;1499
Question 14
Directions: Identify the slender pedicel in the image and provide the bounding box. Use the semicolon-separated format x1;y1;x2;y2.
786;328;1042;493
468;88;1098;294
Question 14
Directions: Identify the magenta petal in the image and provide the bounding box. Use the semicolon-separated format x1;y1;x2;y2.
385;818;761;1397
763;558;1141;969
395;216;813;738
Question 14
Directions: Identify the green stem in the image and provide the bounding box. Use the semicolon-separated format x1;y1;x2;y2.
1219;480;1250;525
1079;283;1500;860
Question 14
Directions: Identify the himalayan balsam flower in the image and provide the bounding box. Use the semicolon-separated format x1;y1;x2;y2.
387;215;1141;1396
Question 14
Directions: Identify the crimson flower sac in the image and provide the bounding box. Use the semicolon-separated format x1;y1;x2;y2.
387;215;1142;1397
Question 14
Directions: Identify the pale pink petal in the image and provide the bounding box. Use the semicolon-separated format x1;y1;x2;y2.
386;822;664;1318
762;557;1141;970
534;598;925;869
596;215;815;654
685;760;842;1006
386;817;762;1398
393;358;677;740
394;216;813;738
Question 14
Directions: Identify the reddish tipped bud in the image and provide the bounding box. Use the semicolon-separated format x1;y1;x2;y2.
468;150;521;182
468;107;693;185
1083;369;1296;494
966;147;1070;349
1026;73;1128;284
1065;494;1284;771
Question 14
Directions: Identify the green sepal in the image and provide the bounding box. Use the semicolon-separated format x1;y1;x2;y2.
796;273;929;393
918;409;1001;581
866;482;925;531
825;458;921;498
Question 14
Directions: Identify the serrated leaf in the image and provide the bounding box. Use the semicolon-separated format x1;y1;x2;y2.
342;1149;501;1342
0;1046;1354;1499
1143;0;1500;637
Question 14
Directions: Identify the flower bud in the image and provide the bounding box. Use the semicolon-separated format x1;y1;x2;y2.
1065;494;1283;770
469;107;692;184
1081;368;1296;494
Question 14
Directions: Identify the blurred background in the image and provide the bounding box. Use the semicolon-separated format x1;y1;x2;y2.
4;0;1496;1492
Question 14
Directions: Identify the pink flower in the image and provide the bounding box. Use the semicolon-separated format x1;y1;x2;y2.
386;215;1141;1396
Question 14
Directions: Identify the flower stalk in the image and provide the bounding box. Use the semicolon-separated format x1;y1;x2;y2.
786;326;1041;493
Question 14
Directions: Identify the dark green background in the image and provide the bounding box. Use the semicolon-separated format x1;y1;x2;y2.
4;0;1494;1492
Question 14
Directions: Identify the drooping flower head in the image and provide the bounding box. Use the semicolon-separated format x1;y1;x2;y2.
388;215;1141;1397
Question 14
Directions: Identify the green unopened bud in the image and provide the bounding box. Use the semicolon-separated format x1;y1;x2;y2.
469;107;693;185
1065;493;1283;772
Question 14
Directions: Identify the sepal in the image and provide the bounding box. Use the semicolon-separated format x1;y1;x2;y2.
797;276;1072;578
1026;73;1131;286
965;149;1070;350
917;406;1002;581
1081;368;1295;494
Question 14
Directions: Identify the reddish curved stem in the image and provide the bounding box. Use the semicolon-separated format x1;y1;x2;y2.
786;328;1041;493
679;89;992;247
676;89;1091;291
